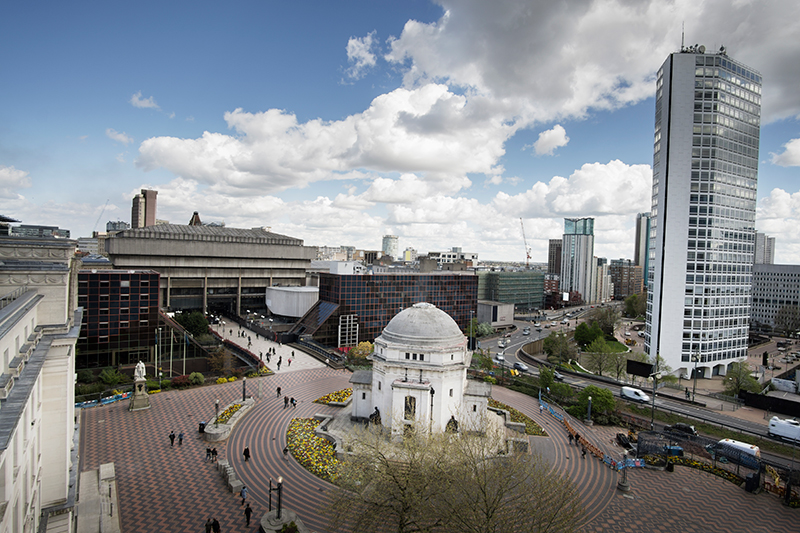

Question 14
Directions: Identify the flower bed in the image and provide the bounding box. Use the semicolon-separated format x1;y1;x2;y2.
287;418;339;481
214;403;242;425
489;398;548;436
313;388;353;405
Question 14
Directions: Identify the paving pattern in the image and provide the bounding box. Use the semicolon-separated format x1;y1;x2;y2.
81;364;799;533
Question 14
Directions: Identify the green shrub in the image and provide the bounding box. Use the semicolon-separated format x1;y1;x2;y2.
98;368;124;386
484;376;497;384
75;382;106;397
146;379;160;391
76;369;95;383
189;372;205;385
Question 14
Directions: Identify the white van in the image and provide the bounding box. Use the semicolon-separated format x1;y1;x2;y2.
768;417;800;442
620;386;650;403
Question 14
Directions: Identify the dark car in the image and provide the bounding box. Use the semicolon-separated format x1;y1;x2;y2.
513;362;529;372
665;423;698;437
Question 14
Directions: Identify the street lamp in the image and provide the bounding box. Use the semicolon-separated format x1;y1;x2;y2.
586;395;593;423
269;476;284;519
242;376;247;402
215;399;220;428
649;371;663;430
159;371;162;390
429;387;435;433
691;351;700;403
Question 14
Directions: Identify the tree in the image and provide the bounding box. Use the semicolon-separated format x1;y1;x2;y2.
349;341;374;359
542;332;576;363
325;427;583;533
624;293;646;319
608;352;630;381
576;385;615;417
588;307;620;337
477;322;494;337
173;311;209;338
583;337;613;377
775;305;800;337
573;322;603;348
724;362;761;396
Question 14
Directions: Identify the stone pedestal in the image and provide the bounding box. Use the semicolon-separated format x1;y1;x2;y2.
258;509;309;533
129;379;150;411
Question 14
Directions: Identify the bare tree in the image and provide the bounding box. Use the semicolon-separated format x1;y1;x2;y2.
582;337;613;376
775;305;800;337
325;427;583;533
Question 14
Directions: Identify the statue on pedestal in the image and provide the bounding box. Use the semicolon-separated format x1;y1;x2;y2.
134;360;146;381
130;360;151;411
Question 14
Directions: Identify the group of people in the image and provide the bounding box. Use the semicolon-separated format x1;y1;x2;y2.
168;431;184;446
205;447;219;461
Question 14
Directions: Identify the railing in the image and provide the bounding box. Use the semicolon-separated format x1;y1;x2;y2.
0;286;30;310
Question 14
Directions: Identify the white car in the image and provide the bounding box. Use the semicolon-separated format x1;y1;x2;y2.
620;386;650;403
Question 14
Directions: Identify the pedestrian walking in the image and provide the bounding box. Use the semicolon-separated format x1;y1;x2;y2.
287;357;292;367
539;404;543;414
575;433;581;446
277;356;282;370
290;397;297;408
205;518;213;533
212;518;221;533
240;485;248;506
291;350;294;358
685;387;690;399
178;432;184;446
243;447;250;462
244;503;253;526
284;396;289;409
581;446;586;459
277;386;282;398
169;431;175;447
206;447;212;461
283;446;289;460
568;433;574;446
211;448;218;462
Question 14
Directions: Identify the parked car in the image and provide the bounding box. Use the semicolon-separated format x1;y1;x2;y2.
536;327;543;332
620;386;650;403
665;423;698;437
494;353;505;364
768;417;800;442
513;361;529;372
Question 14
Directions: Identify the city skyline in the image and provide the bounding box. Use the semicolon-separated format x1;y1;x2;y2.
2;1;800;263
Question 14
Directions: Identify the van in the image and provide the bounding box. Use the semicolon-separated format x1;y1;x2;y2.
709;439;761;468
768;417;800;442
620;386;650;403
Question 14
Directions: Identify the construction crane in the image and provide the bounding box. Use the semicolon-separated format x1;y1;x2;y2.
520;217;531;269
93;199;110;233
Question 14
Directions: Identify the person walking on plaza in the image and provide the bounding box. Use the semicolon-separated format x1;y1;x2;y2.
206;447;212;461
240;485;248;506
276;386;281;398
284;395;289;409
243;447;250;462
290;397;297;408
568;433;574;446
211;447;218;462
283;446;289;460
244;503;253;527
581;446;586;459
277;356;282;371
169;431;175;447
212;517;221;533
205;518;213;533
178;432;184;446
287;356;292;367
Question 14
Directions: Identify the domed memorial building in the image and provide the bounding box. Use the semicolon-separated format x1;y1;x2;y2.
350;303;490;435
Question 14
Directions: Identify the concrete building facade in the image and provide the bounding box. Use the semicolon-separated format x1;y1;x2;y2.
750;264;800;332
105;224;315;317
754;232;775;264
547;239;562;277
131;189;158;229
560;218;595;304
609;259;644;300
645;47;760;377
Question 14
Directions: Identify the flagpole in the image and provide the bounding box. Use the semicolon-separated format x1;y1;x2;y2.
183;333;187;375
170;329;174;377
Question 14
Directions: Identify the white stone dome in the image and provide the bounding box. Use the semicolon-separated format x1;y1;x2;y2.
379;302;465;347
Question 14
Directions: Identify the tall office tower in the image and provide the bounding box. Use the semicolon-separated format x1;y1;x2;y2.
634;213;650;270
131;189;158;229
754;232;775;264
645;46;761;377
560;218;595;303
548;239;562;276
382;234;399;260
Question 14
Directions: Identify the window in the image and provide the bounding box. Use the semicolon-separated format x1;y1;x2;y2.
362;392;366;400
405;352;410;360
404;396;416;420
473;405;477;412
378;382;381;391
449;389;453;397
419;353;424;361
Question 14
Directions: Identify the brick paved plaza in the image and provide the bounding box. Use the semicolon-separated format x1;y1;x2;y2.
80;364;798;532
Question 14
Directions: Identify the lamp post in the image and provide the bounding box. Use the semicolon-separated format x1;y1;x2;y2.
649;371;663;430
269;476;284;519
159;371;162;390
691;351;700;403
586;395;593;424
215;399;220;428
242;376;247;402
429;387;435;433
469;309;474;351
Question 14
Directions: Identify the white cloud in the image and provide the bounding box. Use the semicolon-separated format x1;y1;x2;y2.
532;124;569;156
116;153;126;163
757;188;800;263
345;31;378;79
0;165;32;199
130;91;160;110
771;138;800;166
106;128;133;145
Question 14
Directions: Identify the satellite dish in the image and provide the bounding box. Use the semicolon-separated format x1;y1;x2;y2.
698;45;706;54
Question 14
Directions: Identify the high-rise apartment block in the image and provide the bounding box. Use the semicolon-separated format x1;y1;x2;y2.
131;189;158;229
634;213;650;271
560;218;595;303
754;232;775;264
382;235;399;260
547;239;562;276
609;259;643;299
645;46;760;377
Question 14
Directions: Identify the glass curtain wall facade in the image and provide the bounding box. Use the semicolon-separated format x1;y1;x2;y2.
646;48;760;376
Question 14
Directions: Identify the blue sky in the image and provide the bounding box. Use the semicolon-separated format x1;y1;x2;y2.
2;0;799;263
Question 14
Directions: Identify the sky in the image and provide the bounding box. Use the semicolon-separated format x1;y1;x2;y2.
1;0;799;263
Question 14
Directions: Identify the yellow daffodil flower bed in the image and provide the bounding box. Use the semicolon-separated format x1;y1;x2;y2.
313;388;353;405
488;398;547;436
287;418;339;481
643;455;744;485
214;403;242;425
